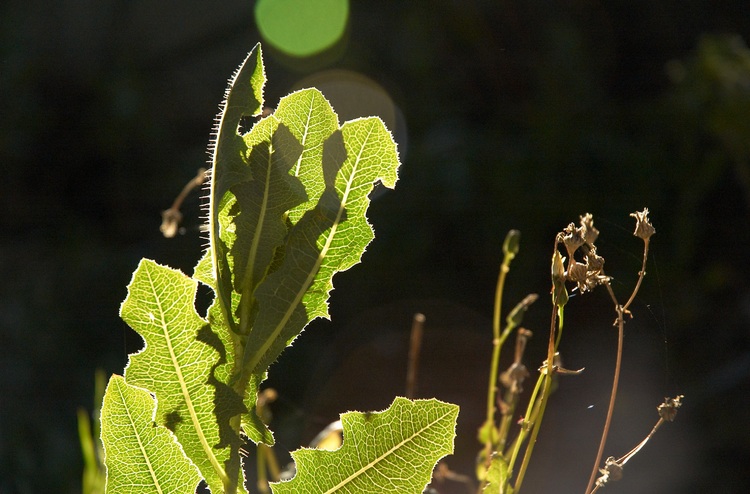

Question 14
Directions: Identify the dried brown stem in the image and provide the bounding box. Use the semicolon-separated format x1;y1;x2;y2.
585;236;650;494
160;167;207;238
406;313;426;399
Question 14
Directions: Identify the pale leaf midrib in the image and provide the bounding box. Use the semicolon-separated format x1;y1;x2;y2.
144;265;229;486
116;379;165;494
324;407;453;494
239;132;275;332
292;94;316;177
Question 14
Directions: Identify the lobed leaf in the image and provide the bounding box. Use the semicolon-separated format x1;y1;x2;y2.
271;397;459;494
230;116;306;334
100;375;201;494
240;116;400;376
121;259;246;493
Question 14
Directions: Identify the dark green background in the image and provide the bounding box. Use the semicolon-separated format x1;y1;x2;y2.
2;1;748;492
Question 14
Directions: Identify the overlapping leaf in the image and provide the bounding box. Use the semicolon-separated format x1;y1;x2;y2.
271;398;459;493
102;43;460;494
193;251;275;447
208;43;266;336
121;259;246;494
240;116;400;376
101;375;201;494
229;117;306;334
274;88;340;223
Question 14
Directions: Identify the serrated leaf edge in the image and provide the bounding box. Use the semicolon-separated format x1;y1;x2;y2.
124;259;231;487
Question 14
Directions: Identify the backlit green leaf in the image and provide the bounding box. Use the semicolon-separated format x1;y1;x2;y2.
208;43;266;337
101;375;201;494
272;398;458;493
121;259;246;494
483;454;514;494
240;116;400;376
274;88;339;223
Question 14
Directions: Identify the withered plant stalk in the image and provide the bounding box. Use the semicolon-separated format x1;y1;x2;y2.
584;211;654;494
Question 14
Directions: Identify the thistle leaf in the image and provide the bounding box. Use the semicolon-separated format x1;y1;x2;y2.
100;375;201;494
121;259;246;494
240;116;400;376
208;43;266;336
271;398;459;494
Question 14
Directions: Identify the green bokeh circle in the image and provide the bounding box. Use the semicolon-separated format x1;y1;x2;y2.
255;0;349;57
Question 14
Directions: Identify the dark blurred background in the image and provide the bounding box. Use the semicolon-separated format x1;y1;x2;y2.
2;1;749;492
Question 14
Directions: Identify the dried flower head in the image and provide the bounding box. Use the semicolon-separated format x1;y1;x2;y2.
567;259;588;287
160;208;183;238
580;213;599;247
551;250;568;306
657;395;684;422
585;250;605;274
564;251;609;293
561;222;586;259
631;208;655;240
596;456;624;486
500;362;530;393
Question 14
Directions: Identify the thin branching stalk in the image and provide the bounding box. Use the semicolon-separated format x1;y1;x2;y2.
584;299;624;494
623;238;650;312
590;395;683;492
482;231;520;469
585;224;652;494
160;167;207;238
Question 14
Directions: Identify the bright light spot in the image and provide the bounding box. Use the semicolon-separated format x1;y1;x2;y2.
255;0;349;57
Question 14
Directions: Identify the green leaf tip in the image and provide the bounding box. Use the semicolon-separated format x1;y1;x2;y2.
271;397;459;494
101;375;201;494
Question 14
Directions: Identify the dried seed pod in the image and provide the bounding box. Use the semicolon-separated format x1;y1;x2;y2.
580;212;599;248
631;208;656;240
658;395;684;422
561;222;586;259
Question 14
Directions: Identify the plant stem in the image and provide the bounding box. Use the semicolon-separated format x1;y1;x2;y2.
482;251;514;468
584;302;624;494
623;238;650;312
513;304;562;492
406;313;426;399
506;374;543;475
584;239;649;494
